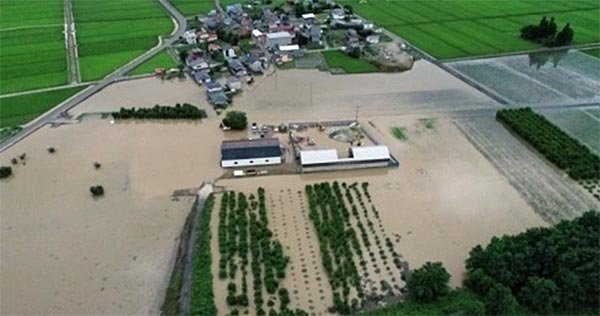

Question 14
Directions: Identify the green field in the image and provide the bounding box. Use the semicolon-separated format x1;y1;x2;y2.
0;0;68;94
129;50;178;75
73;0;174;81
322;50;379;73
171;0;216;16
0;86;86;128
582;48;600;58
338;0;600;60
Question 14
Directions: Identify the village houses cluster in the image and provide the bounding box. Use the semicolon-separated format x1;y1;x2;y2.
175;0;379;107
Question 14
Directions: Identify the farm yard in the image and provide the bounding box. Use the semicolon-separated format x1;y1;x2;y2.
447;50;600;105
337;0;600;59
0;0;68;94
72;0;174;81
0;86;86;128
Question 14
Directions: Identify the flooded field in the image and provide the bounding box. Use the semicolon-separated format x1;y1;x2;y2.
448;50;600;105
219;116;546;289
0;119;225;315
537;105;600;154
455;116;597;224
0;65;551;314
237;61;498;121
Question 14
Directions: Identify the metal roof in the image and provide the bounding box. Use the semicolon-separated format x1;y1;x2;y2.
300;146;391;166
300;149;339;165
351;146;390;160
267;31;292;39
222;138;282;160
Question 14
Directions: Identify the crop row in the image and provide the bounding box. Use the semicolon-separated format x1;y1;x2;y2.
497;108;599;180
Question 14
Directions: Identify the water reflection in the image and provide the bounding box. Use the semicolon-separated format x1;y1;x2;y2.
528;49;569;69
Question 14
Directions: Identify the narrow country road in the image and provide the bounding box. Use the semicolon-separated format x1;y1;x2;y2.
64;0;80;84
0;0;188;154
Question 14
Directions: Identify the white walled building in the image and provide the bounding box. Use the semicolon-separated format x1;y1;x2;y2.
221;138;282;168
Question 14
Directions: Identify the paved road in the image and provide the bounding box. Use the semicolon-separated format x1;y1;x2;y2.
0;0;187;154
64;0;80;84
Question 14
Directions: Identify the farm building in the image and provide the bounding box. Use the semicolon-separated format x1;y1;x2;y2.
300;145;392;171
221;138;283;167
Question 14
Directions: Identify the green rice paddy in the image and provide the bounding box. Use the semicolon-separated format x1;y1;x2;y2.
0;0;68;94
582;48;600;58
338;0;600;60
0;86;86;128
73;0;174;81
322;50;379;73
129;50;178;75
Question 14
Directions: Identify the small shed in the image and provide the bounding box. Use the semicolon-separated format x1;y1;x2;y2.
227;76;242;90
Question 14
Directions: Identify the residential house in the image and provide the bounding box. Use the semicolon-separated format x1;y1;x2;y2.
196;28;210;42
345;28;359;45
228;59;247;77
183;29;198;44
193;70;212;85
204;15;223;31
227;76;242;90
222;44;237;60
244;55;263;73
309;24;322;42
366;35;380;44
208;90;229;107
251;29;265;44
302;13;316;25
205;81;223;93
186;55;210;71
330;8;345;20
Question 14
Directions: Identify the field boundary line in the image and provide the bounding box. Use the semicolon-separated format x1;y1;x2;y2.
0;82;96;99
0;24;63;32
442;42;600;63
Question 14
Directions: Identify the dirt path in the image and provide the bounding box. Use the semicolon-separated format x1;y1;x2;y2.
64;0;80;84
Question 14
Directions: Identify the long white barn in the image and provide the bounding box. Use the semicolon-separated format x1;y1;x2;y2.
221;138;282;168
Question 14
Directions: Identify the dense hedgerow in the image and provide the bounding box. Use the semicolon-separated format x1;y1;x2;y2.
189;196;217;316
497;108;599;180
112;103;207;120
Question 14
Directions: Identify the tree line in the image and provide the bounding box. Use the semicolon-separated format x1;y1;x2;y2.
189;195;218;315
112;103;207;120
497;108;599;180
365;211;599;315
520;16;574;47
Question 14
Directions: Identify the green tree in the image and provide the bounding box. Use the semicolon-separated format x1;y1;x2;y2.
222;111;248;130
0;166;12;179
463;268;495;296
519;277;559;314
555;23;574;46
484;284;517;315
407;261;450;302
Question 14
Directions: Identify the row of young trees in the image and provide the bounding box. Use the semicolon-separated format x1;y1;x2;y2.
305;182;363;314
520;16;574;47
218;189;306;316
189;196;218;315
497;108;599;180
112;103;207;120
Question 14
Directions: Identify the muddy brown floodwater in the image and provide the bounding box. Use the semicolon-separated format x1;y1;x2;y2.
1;69;540;315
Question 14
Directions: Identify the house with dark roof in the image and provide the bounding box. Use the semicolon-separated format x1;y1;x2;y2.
221;138;282;167
228;59;247;76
